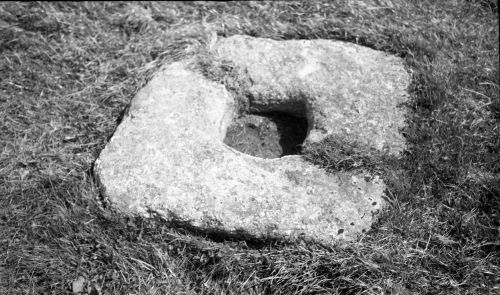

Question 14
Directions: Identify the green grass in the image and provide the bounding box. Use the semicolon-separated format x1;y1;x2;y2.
0;1;498;294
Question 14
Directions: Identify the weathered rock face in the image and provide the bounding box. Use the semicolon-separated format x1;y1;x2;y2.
213;35;410;154
94;35;410;243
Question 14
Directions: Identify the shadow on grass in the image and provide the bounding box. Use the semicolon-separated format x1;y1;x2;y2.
155;211;286;247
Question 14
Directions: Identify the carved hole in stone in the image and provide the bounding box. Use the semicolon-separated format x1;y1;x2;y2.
223;111;308;159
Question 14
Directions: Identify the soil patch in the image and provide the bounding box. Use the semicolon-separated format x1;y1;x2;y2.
223;112;308;159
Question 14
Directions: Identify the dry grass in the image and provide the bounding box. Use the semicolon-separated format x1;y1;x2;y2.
0;1;498;294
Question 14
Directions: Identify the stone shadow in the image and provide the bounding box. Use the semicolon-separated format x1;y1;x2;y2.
223;111;308;159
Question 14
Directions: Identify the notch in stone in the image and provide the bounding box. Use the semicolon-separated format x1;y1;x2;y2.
224;111;308;159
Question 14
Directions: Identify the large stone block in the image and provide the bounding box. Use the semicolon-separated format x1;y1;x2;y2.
94;35;410;243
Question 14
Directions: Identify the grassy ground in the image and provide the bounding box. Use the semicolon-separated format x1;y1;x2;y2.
0;1;498;294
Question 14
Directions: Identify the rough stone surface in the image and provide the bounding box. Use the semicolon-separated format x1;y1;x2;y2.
212;35;410;154
95;35;410;243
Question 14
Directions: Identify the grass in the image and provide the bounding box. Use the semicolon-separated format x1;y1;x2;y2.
0;1;498;294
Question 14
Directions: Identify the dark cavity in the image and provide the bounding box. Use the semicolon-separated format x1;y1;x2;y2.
224;112;308;159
